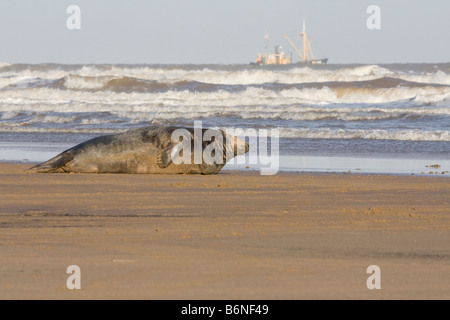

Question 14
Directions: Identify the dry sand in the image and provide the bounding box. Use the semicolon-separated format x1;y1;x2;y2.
0;163;449;300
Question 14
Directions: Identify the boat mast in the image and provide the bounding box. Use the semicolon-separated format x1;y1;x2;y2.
284;34;303;61
301;20;308;62
264;31;269;65
281;19;327;65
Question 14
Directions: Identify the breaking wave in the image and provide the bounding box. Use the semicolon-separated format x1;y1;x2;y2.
0;85;448;109
0;62;449;149
2;64;450;91
278;128;450;142
0;124;448;142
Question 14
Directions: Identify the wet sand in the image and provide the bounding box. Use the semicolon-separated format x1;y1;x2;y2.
0;163;449;300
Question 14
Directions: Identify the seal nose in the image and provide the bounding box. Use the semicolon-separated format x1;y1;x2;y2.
232;136;249;156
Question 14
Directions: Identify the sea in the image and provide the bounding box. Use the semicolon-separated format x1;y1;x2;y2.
0;62;449;175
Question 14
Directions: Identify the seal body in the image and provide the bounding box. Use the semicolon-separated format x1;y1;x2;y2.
27;126;249;174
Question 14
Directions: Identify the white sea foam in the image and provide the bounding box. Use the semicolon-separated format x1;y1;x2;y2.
0;124;447;142
399;71;450;86
63;75;113;90
0;111;24;120
3;103;447;126
108;64;450;85
278;128;450;142
1;64;450;92
0;85;448;112
0;75;37;89
1;64;449;148
0;126;119;134
28;114;79;124
218;126;450;141
86;64;396;85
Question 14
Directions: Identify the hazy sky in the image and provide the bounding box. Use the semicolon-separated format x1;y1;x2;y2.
0;0;449;64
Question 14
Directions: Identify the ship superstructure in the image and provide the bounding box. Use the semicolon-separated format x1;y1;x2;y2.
254;20;328;66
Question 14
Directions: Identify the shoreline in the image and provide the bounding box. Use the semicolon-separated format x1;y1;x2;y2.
0;162;449;299
3;155;450;178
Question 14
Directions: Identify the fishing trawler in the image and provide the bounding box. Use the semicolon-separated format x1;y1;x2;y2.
253;20;328;66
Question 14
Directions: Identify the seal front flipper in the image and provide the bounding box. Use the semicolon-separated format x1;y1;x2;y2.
26;151;75;173
157;142;184;169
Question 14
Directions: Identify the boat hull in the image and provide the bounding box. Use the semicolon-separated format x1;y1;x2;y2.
250;58;328;67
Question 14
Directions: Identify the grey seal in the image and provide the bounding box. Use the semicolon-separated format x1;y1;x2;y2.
27;125;249;174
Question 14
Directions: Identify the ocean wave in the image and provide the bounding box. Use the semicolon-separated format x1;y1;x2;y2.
2;64;450;91
0;76;34;89
28;114;79;124
0;124;447;142
63;75;113;90
277;128;450;142
0;62;11;69
102;77;218;93
0;126;120;134
1;63;448;156
2;104;447;126
61;74;181;92
0;111;26;120
0;85;448;110
399;71;450;86
78;64;450;85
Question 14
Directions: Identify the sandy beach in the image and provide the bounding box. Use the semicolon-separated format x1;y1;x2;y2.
1;0;450;304
0;163;449;300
